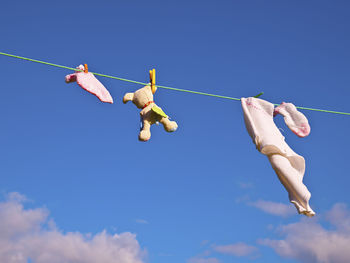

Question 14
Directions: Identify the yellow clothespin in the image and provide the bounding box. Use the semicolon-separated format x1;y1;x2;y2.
149;68;156;94
84;64;88;73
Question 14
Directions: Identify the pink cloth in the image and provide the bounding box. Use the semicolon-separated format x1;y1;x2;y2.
65;65;113;103
241;97;315;217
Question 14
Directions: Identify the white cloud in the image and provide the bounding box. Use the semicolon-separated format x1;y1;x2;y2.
249;200;295;217
325;203;350;232
187;257;220;263
0;192;146;263
238;182;254;189
6;192;28;202
200;240;210;246
234;194;250;204
213;242;258;257
259;203;350;263
135;219;149;224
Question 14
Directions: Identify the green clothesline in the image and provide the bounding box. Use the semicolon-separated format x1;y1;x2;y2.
1;51;349;116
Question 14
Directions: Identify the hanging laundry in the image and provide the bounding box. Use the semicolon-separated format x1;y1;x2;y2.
241;97;315;217
123;85;178;141
65;64;113;103
274;102;311;137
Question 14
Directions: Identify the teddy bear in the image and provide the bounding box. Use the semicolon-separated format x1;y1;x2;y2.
123;85;178;141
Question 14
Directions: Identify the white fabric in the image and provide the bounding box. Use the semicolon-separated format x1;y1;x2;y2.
77;64;85;71
274;102;311;138
241;97;315;217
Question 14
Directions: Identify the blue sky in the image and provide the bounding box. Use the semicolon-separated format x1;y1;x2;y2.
1;1;350;262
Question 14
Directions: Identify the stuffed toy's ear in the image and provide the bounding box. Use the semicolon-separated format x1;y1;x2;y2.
123;93;134;103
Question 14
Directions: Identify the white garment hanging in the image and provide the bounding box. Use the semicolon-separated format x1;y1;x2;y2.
274;102;311;138
241;97;315;217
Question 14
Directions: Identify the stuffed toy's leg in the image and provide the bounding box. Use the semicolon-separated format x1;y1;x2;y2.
139;119;151;141
159;117;178;132
268;154;315;217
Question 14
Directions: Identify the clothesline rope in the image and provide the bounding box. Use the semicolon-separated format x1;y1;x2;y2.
1;51;349;116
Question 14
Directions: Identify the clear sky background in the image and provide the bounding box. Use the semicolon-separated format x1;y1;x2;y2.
1;1;350;263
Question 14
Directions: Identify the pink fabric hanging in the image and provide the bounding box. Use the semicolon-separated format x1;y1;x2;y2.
241;97;315;217
65;65;113;104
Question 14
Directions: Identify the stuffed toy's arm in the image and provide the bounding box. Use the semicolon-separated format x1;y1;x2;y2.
123;93;134;103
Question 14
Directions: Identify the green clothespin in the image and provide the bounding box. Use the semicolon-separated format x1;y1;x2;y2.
253;92;264;98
